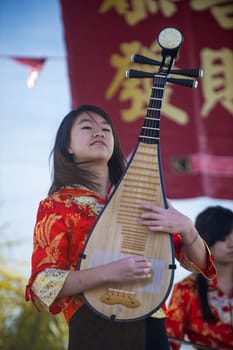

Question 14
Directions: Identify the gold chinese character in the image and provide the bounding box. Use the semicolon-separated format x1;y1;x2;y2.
99;0;178;26
99;0;128;15
106;40;189;124
191;0;233;29
200;48;233;116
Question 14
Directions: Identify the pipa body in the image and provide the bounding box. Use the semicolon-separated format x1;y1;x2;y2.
79;75;175;321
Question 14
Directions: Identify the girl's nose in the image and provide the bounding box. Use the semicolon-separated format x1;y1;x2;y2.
93;129;105;137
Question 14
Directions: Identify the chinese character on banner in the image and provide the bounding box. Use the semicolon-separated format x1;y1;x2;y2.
60;0;233;199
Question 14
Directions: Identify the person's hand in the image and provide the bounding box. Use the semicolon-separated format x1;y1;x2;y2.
139;201;194;236
102;256;152;283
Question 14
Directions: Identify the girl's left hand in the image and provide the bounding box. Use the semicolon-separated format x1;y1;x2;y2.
139;201;194;236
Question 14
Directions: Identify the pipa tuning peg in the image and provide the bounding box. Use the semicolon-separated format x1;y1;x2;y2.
126;69;154;79
131;54;162;67
167;77;198;88
170;68;203;78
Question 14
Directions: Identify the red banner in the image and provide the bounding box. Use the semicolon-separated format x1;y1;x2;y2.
60;0;233;199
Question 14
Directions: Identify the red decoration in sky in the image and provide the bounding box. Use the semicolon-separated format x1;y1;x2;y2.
60;0;233;199
11;57;46;88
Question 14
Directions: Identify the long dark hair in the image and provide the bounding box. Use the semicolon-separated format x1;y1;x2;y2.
195;205;233;322
48;105;126;195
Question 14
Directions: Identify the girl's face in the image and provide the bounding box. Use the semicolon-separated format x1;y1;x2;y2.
211;229;233;264
68;111;114;164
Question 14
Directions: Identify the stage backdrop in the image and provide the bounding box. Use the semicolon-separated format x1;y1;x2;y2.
60;0;233;199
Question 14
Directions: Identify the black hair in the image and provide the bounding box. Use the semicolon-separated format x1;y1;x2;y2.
195;206;233;322
48;105;126;195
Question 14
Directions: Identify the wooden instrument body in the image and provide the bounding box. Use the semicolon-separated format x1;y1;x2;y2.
78;27;199;322
79;141;175;321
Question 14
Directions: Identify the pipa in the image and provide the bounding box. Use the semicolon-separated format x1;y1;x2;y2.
79;27;203;321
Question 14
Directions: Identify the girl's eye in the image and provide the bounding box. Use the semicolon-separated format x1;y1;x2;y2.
103;128;111;132
82;126;92;130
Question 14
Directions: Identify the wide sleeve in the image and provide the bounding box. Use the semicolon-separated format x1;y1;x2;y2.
173;234;216;280
29;199;72;277
25;193;96;315
31;268;70;309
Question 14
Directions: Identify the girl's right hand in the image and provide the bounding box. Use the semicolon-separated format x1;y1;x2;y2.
101;256;152;282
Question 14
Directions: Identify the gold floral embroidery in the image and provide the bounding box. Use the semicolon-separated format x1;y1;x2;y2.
151;308;166;319
32;268;70;308
72;196;104;216
65;184;89;191
43;192;74;209
35;213;66;267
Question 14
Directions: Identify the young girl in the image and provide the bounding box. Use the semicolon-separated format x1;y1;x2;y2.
26;105;216;350
166;205;233;350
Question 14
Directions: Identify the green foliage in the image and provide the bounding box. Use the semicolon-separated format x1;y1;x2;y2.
0;267;68;350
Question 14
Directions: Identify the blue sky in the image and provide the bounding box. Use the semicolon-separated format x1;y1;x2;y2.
0;0;232;283
0;0;70;276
